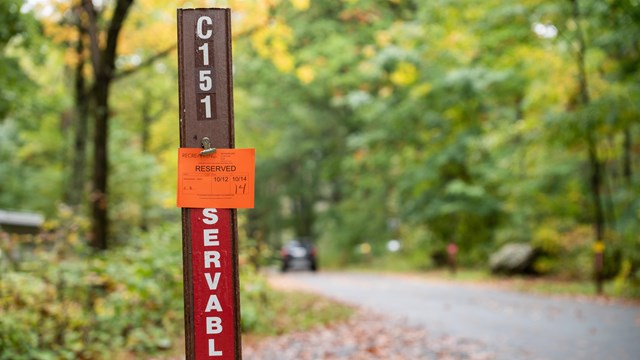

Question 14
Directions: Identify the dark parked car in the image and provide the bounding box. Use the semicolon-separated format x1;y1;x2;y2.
280;240;317;272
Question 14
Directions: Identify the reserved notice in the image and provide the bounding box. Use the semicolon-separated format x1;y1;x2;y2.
177;148;255;208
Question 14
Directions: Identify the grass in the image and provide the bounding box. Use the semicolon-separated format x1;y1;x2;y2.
415;268;640;301
249;288;355;337
336;260;639;301
505;277;622;298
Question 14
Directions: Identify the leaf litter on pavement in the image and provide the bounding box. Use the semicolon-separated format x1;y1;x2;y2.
242;309;495;360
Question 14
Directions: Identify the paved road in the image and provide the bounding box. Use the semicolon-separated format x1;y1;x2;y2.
270;272;640;360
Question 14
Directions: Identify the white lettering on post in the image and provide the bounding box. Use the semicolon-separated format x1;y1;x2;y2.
204;272;221;290
202;208;218;224
205;294;222;312
196;16;213;40
208;338;223;356
204;251;221;268
198;43;210;66
204;228;219;246
206;316;223;334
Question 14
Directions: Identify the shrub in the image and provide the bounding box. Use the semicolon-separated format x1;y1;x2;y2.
0;222;184;359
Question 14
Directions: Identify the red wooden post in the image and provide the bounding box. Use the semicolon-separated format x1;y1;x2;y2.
177;8;242;359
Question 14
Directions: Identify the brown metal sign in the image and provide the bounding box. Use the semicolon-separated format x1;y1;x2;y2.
177;8;241;359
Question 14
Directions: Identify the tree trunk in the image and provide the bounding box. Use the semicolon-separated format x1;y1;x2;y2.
623;128;632;182
571;0;605;294
91;80;109;250
139;100;153;232
85;0;135;250
66;19;89;208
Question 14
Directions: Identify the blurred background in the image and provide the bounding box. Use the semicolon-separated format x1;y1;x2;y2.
0;0;639;358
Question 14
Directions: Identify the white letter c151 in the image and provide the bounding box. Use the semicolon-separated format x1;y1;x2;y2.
197;16;213;39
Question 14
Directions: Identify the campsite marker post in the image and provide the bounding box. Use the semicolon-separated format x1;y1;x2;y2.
177;8;242;359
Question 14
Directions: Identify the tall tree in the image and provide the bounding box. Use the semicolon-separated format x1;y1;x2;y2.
569;0;607;294
82;0;135;249
65;5;90;208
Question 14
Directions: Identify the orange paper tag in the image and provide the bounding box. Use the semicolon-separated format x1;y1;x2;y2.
177;148;255;208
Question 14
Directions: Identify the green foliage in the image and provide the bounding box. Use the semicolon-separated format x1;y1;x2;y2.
0;0;39;119
0;212;353;357
0;5;67;216
0;219;184;359
108;125;164;242
238;268;271;333
530;222;593;279
230;0;640;296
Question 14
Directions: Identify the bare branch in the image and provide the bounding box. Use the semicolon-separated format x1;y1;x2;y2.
114;44;177;81
104;0;134;78
81;0;101;76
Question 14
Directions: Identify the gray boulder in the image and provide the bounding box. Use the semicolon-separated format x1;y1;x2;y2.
489;243;537;275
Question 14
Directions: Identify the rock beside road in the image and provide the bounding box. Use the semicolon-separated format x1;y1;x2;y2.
489;243;537;275
242;309;495;360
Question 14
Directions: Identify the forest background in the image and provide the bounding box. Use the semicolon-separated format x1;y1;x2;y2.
0;0;639;358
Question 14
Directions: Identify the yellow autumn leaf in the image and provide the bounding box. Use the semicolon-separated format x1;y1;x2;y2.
272;20;294;40
410;83;432;98
296;65;315;84
390;62;418;86
379;86;393;98
251;28;271;58
94;298;114;318
250;20;295;73
273;52;295;72
68;232;79;245
290;0;310;11
375;31;392;47
42;220;59;231
362;45;376;58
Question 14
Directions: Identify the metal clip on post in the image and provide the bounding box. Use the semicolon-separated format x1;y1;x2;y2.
200;137;216;155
